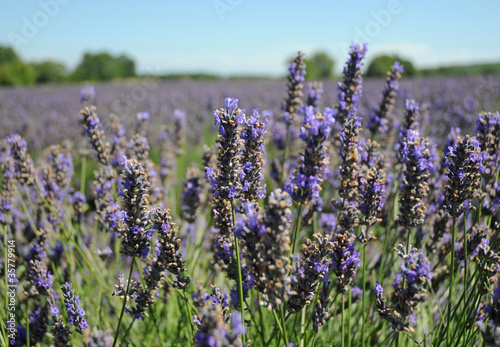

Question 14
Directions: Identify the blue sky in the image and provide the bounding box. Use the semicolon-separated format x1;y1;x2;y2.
1;1;499;76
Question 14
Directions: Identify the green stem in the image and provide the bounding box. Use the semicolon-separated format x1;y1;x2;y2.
445;217;457;344
348;288;352;347
463;212;468;339
122;317;136;344
25;298;29;347
361;243;367;347
291;204;304;256
341;294;344;347
112;258;135;347
281;305;291;347
299;306;306;347
231;200;247;343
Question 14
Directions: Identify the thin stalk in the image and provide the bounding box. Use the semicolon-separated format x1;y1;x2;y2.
122;317;136;344
112;258;135;347
361;242;367;347
264;312;291;347
341;294;344;347
445;217;457;344
25;298;29;347
291;204;304;256
299;306;306;347
245;297;265;345
463;211;469;337
272;309;286;346
181;289;194;341
281;305;290;347
348;288;352;347
231;200;247;343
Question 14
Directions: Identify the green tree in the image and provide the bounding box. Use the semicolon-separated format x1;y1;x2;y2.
0;46;20;65
0;61;36;86
366;55;418;77
31;61;67;83
305;51;335;79
72;52;136;81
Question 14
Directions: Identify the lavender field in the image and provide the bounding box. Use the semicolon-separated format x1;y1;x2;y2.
1;45;500;347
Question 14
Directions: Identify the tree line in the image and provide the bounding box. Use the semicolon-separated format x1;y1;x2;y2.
0;46;135;86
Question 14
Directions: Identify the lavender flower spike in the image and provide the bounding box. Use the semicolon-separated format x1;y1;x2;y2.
79;104;110;165
398;130;433;229
283;51;306;123
334;42;367;125
287;106;334;211
443;135;482;218
240;108;268;205
119;158;152;259
368;61;403;141
61;282;89;334
374;245;431;333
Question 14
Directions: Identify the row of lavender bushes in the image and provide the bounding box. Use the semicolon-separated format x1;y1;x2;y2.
1;43;500;346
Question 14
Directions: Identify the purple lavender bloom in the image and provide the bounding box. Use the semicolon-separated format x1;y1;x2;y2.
286;106;334;211
119;158;152;259
476;111;499;178
368;61;403;140
181;166;203;224
374;245;430;332
443;135;482;218
283;51;306;123
6;134;35;185
240;109;268;204
61;283;88;334
80;85;95;103
395;99;420;163
288;234;333;313
333;42;367;125
79;103;110;165
306;81;324;111
398;130;433;229
238;190;293;309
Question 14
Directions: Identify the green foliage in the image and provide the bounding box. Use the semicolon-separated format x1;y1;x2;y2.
304;51;335;79
0;46;20;65
0;61;36;86
71;52;136;81
421;62;500;76
31;61;67;83
366;55;417;77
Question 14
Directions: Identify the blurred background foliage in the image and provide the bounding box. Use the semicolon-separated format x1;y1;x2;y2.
1;44;500;86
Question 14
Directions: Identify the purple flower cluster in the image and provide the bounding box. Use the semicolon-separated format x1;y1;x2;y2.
398;130;434;229
240;109;268;204
442;135;482;218
7;134;35;185
334;43;367;125
306;81;324;111
119;158;152;259
283;51;306;123
237;190;293;310
61;282;89;334
288;233;333;314
79;102;110;165
368;61;404;140
286;106;334;211
358;140;387;226
374;245;431;333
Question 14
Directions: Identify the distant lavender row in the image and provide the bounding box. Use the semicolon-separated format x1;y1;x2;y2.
0;76;498;152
